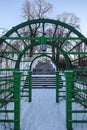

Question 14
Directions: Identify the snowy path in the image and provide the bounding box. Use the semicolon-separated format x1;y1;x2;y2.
21;89;66;130
0;88;87;130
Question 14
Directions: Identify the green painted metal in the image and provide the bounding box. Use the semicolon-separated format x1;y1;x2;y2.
13;71;22;130
0;75;14;125
0;18;87;130
60;31;72;47
29;54;56;70
15;30;27;46
56;71;59;102
68;40;83;52
65;69;87;130
1;36;87;41
4;40;19;52
0;55;17;62
0;18;86;72
65;70;73;130
0;71;22;130
0;18;86;45
15;41;72;70
28;71;32;102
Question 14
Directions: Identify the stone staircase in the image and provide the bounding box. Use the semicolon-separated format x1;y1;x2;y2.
23;61;63;89
24;75;56;89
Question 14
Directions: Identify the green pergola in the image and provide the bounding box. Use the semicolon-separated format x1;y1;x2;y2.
0;18;87;130
0;18;87;70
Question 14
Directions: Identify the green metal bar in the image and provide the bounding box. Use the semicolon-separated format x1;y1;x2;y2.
0;79;14;82
72;55;87;62
0;81;11;86
65;70;73;130
70;120;87;123
71;99;87;103
15;30;27;46
0;110;14;113
0;68;15;71
53;25;58;37
68;40;83;52
15;41;72;70
0;75;13;78
0;120;15;123
0;99;15;103
70;110;87;113
2;36;87;40
28;71;32;102
0;55;17;62
60;31;72;47
0;52;55;55
20;60;32;62
63;52;87;54
72;89;87;92
56;71;59;102
0;51;22;54
30;54;53;70
0;18;85;44
1;51;87;55
13;71;22;130
58;96;66;97
21;90;28;92
4;41;19;52
74;78;87;82
0;89;14;93
73;69;87;72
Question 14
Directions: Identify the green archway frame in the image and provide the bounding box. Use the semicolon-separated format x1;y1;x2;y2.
29;54;56;70
1;19;85;42
0;18;86;70
0;19;87;130
15;42;72;70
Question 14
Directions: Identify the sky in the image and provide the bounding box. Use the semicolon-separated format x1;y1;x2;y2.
0;0;87;36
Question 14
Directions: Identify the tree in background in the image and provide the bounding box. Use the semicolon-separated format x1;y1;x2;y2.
21;0;85;69
22;0;53;20
53;12;80;67
21;0;53;57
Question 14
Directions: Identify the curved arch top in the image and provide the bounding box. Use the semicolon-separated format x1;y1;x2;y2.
15;42;72;70
0;18;87;71
1;18;86;39
29;54;56;71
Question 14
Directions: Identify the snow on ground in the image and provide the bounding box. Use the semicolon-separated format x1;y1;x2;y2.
0;89;87;130
21;89;66;130
72;102;87;130
21;89;87;130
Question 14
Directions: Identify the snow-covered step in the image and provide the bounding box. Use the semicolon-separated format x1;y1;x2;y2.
24;75;56;89
23;73;64;90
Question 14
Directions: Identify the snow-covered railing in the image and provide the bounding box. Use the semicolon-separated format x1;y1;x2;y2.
0;71;22;130
0;73;14;108
74;70;87;107
65;70;87;130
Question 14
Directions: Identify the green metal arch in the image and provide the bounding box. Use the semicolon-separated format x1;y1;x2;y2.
29;54;56;70
15;42;72;70
0;18;86;45
0;18;86;71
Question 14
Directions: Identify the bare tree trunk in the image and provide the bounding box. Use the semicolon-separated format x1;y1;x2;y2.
56;51;59;69
52;46;55;61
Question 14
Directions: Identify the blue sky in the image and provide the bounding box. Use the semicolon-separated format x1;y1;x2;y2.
0;0;87;36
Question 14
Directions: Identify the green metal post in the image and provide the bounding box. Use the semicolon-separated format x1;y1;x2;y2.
65;70;73;130
56;71;59;102
29;71;32;102
13;71;22;130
